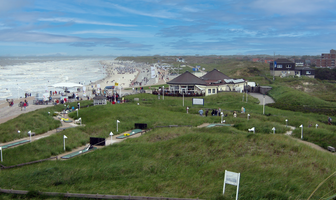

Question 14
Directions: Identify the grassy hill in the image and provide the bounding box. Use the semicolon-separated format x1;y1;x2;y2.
1;92;336;199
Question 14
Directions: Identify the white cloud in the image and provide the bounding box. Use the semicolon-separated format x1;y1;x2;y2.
108;3;177;19
39;18;136;27
73;30;153;37
251;0;330;15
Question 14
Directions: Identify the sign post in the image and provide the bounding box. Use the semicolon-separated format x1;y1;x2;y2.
223;170;240;200
299;124;303;139
272;127;276;134
0;147;2;162
63;135;67;151
117;120;120;132
110;132;113;142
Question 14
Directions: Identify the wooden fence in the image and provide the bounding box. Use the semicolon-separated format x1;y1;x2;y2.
0;188;201;200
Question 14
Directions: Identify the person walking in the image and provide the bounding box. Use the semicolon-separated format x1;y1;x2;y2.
23;101;27;111
198;109;204;116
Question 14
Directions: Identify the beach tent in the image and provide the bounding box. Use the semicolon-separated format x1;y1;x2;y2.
50;82;83;88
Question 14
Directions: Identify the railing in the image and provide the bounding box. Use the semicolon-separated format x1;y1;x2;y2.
0;188;202;200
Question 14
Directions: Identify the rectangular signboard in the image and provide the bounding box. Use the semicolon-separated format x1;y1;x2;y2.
192;98;204;105
223;170;240;200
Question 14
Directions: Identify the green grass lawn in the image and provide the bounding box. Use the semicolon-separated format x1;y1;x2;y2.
1;91;336;199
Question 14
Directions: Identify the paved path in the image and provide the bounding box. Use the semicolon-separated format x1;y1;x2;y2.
0;96;54;124
248;93;275;105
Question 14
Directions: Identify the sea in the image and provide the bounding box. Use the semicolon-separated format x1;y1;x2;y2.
0;57;114;101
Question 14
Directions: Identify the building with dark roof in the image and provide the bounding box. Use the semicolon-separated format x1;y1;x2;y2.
167;70;246;96
201;69;231;81
270;58;315;78
166;71;207;95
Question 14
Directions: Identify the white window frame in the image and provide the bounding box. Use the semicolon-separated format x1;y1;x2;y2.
277;64;283;68
208;89;211;94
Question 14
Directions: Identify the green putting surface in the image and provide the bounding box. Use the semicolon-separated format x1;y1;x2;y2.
116;129;142;139
1;140;30;149
206;124;233;128
61;147;97;159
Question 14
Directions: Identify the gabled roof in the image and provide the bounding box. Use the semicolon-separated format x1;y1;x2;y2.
167;71;207;85
201;69;231;81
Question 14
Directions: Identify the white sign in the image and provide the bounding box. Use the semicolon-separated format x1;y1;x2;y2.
223;170;240;200
192;98;204;105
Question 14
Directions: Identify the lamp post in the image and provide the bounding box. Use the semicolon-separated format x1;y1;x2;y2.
247;114;250;120
246;90;248;103
263;95;265;115
272;127;276;134
76;109;78;117
162;86;164;100
299;124;303;139
110;132;113;142
0;147;2;162
183;93;184;106
221;112;224;123
117;120;120;132
273;52;275;81
63;135;67;151
285;119;288;127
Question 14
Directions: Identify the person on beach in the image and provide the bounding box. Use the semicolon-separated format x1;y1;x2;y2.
23;101;27;111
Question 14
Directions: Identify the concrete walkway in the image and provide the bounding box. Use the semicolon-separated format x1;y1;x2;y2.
248;93;275;105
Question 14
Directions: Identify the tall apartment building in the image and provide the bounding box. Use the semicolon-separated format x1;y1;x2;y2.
315;49;336;68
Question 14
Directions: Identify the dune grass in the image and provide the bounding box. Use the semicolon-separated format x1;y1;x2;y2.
1;127;336;199
1;90;336;199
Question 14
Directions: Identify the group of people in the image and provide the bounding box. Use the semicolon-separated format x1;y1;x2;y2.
7;99;14;107
24;93;32;98
198;108;223;117
197;107;244;118
19;99;28;111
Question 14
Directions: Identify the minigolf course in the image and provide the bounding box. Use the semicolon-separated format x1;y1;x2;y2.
1;140;30;149
61;145;97;159
116;129;142;139
206;123;233;128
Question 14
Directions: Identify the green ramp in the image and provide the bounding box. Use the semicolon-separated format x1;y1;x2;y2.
116;129;142;139
61;147;97;159
206;124;233;128
1;140;30;149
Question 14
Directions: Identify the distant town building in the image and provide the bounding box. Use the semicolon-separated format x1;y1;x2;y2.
176;57;185;62
315;49;336;68
270;58;315;78
295;59;305;67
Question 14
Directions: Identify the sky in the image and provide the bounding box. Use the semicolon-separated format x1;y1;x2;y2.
1;0;336;56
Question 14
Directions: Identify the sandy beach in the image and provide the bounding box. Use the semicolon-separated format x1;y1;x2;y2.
0;59;175;124
86;59;167;95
